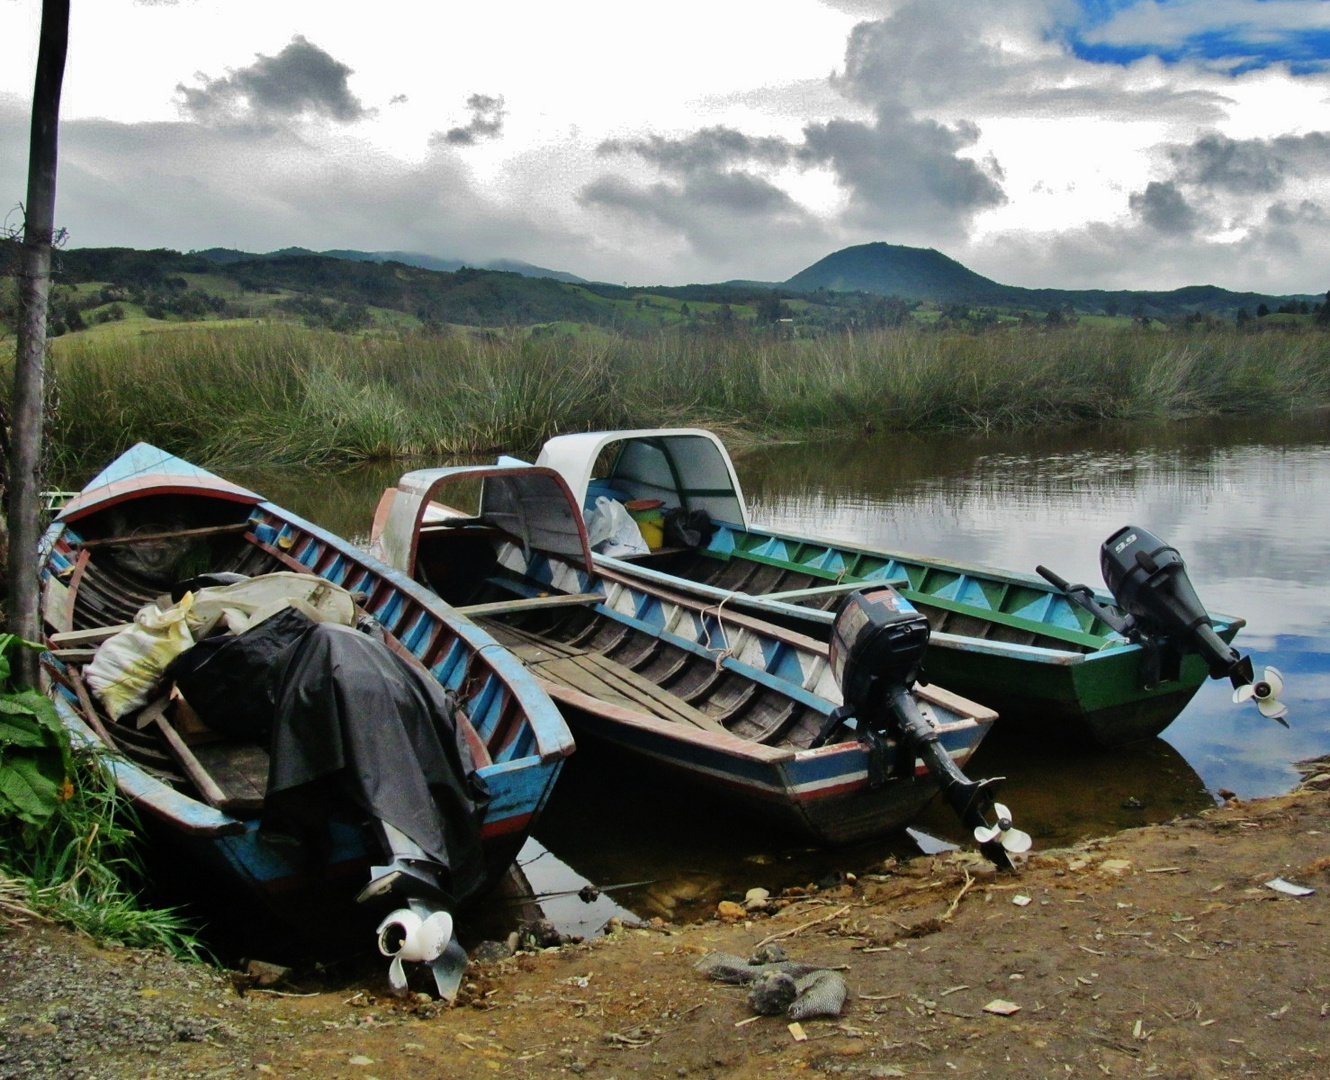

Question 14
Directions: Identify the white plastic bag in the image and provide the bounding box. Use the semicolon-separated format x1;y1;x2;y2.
188;572;356;635
85;595;197;720
584;496;648;557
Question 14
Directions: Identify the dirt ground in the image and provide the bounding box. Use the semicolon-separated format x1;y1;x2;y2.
5;777;1330;1080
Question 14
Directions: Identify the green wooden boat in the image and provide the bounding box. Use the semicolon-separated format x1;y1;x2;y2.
532;429;1248;748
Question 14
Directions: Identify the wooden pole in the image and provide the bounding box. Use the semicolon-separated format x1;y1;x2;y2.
8;0;71;685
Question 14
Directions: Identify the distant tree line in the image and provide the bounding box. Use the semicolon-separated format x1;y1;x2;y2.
6;241;1330;342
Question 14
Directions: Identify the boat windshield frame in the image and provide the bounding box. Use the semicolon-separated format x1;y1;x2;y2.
378;464;594;579
536;428;751;529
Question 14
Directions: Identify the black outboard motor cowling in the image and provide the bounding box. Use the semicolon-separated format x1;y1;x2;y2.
1099;525;1246;683
827;586;930;708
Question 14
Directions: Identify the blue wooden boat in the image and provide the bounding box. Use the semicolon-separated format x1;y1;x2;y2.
532;429;1249;748
38;444;574;995
371;463;1024;858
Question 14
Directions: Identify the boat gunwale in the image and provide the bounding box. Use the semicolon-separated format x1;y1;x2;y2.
250;498;575;763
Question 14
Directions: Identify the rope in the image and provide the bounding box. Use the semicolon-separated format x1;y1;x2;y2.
703;593;735;671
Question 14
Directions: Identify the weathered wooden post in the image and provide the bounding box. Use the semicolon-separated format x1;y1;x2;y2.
7;0;71;685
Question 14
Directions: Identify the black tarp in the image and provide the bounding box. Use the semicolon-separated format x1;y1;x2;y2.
266;622;491;905
168;613;492;906
164;605;312;740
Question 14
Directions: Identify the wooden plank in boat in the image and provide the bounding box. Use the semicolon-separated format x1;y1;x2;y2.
63;666;122;753
487;621;586;658
510;642;576;665
610;546;689;560
72;522;250;549
914;681;997;725
763;578;908;602
533;655;645;715
50;624;131;648
580;653;732;736
50;648;97;664
488;619;729;733
42;575;72;633
190;743;268;812
535;653;729;736
455;592;602;617
142;698;264;816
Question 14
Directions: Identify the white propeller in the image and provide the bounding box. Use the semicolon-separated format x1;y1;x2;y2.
376;908;454;995
1232;666;1289;725
973;802;1032;855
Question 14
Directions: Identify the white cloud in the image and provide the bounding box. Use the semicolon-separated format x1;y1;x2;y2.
1;0;1329;290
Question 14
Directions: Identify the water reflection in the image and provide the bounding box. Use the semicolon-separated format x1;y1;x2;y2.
528;740;929;922
227;460;410;548
512;837;639;939
734;412;1330;800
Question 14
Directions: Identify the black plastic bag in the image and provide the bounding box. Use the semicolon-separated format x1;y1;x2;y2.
664;507;716;549
162;605;313;740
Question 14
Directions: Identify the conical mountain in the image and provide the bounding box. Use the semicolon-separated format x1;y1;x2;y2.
785;242;1016;302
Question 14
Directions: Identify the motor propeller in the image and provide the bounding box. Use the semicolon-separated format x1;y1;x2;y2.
377;906;454;995
358;820;469;999
973;802;1032;855
1232;666;1288;724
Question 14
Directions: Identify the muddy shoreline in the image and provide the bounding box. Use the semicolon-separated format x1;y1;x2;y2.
4;780;1330;1080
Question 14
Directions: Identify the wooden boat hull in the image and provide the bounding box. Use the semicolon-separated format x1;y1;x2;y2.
39;445;574;927
372;465;1000;848
628;532;1242;747
545;678;987;845
917;630;1234;747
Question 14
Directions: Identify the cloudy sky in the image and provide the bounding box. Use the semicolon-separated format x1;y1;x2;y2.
3;0;1330;292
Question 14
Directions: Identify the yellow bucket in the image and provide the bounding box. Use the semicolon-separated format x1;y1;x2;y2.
625;499;666;550
636;518;664;549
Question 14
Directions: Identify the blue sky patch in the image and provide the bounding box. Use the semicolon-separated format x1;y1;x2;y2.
1062;1;1330;73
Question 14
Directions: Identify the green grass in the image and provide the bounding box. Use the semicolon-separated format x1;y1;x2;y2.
0;630;204;957
177;271;245;298
0;754;207;957
28;321;1330;471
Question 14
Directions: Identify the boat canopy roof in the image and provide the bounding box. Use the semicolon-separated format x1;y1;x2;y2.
535;428;751;529
374;464;591;579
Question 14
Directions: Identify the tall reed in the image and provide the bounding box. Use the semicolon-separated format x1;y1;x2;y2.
37;323;1330;471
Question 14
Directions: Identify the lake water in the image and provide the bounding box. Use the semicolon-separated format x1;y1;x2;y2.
228;412;1330;930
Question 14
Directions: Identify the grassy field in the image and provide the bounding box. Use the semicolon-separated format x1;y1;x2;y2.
25;320;1330;471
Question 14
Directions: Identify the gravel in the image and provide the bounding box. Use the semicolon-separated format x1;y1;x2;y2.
0;922;300;1080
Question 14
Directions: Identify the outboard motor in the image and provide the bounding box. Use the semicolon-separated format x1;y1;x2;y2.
813;586;1030;868
1038;525;1287;724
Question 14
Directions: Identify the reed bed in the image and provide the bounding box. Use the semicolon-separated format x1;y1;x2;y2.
38;323;1330;470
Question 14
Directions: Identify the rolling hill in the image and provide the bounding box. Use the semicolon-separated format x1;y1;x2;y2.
781;241;1319;316
8;237;1320;343
192;247;586;284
